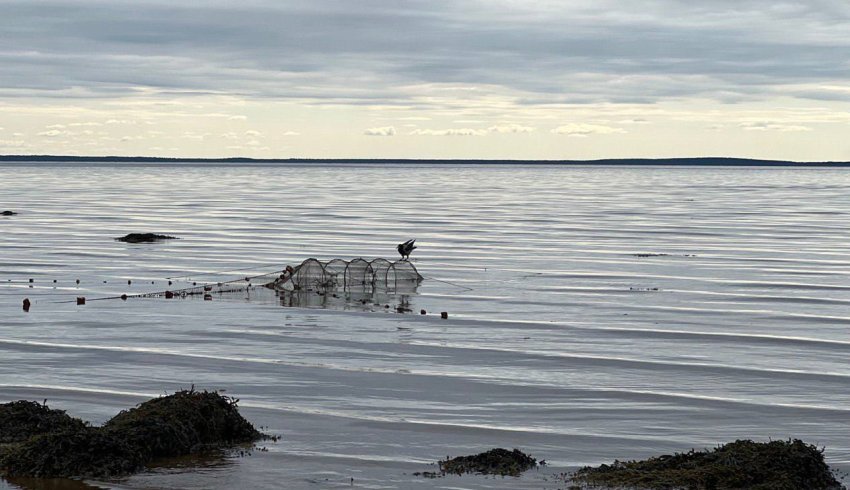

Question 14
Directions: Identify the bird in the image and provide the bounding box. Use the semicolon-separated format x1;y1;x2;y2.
397;239;417;260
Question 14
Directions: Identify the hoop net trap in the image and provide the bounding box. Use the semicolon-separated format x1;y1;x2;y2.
266;257;423;293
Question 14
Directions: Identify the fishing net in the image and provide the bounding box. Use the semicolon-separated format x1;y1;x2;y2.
268;258;422;292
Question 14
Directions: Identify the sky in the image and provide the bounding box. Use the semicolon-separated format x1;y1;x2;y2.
0;0;849;160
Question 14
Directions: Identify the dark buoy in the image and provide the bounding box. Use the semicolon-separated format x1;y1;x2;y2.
22;298;31;312
245;277;250;282
168;280;172;286
193;282;197;286
121;294;128;301
53;279;57;283
127;280;132;285
28;278;33;283
165;291;174;299
440;312;448;319
75;279;80;285
421;309;427;315
76;297;86;305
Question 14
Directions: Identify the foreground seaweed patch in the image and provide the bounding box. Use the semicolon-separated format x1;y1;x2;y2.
104;389;261;459
115;233;178;243
0;401;87;444
571;439;844;489
438;448;537;477
0;390;264;479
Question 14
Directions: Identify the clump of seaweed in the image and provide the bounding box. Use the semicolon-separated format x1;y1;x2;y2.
571;439;844;490
0;400;87;444
1;427;144;478
0;390;264;479
115;233;178;243
439;448;537;477
104;389;261;459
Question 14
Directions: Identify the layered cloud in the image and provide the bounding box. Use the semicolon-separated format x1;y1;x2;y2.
2;0;849;105
0;0;848;158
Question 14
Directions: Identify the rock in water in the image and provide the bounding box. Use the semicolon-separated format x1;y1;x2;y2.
115;233;178;243
1;210;17;216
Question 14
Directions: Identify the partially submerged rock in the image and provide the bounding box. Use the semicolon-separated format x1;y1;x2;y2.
0;390;264;479
115;233;178;243
1;210;17;216
439;448;537;477
571;439;844;489
0;401;86;444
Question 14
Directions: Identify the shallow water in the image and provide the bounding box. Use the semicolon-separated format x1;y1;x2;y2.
2;163;850;489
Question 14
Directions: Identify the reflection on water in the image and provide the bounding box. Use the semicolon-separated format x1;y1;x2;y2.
3;477;106;490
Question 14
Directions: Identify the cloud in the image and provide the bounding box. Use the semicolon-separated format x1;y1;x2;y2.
740;122;813;132
409;128;487;136
0;139;27;148
364;126;396;136
245;130;263;137
2;0;849;108
37;129;69;137
282;131;300;136
551;123;626;137
617;118;650;125
488;124;535;133
228;115;248;120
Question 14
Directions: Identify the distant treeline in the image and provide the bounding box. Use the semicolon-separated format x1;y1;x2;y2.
1;155;849;166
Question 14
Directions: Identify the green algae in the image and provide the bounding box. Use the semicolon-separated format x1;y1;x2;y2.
571;439;844;489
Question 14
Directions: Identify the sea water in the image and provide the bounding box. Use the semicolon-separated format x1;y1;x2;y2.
1;163;849;489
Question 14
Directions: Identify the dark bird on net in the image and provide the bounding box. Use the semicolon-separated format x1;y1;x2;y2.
397;239;417;260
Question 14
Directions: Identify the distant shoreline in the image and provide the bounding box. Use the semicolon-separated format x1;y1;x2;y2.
1;155;849;166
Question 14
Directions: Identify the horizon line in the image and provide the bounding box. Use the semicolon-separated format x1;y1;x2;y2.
1;154;850;166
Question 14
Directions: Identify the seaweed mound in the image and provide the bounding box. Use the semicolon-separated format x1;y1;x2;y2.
0;390;263;479
104;389;262;459
115;233;178;243
0;400;86;444
439;448;537;476
572;439;844;490
1;427;144;478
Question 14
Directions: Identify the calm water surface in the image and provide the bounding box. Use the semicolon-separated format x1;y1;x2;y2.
1;163;850;489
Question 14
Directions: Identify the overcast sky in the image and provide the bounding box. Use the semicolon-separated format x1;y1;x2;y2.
1;0;849;159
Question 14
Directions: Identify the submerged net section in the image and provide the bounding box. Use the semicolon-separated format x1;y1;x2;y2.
291;258;329;290
387;261;423;289
267;258;422;292
344;258;371;287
